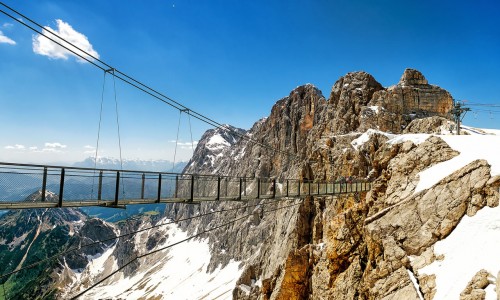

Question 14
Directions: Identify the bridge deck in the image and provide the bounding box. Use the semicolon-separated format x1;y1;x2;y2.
0;162;371;210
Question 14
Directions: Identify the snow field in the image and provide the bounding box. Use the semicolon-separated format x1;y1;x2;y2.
85;220;242;300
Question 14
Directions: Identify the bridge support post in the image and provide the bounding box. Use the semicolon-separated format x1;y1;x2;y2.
308;180;311;196
216;176;221;200
298;180;301;197
175;175;179;198
114;171;120;206
98;171;103;200
41;167;47;202
141;173;145;200
189;175;194;203
58;168;65;207
157;174;162;203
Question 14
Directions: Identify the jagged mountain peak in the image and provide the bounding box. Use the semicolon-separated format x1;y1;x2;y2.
331;71;384;93
399;68;429;86
183;124;247;174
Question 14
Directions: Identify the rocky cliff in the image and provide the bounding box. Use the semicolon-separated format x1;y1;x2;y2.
164;68;499;299
5;68;496;299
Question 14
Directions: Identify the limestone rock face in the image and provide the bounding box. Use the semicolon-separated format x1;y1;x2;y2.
399;68;428;86
460;269;492;300
328;71;384;134
163;69;496;300
403;116;452;134
365;70;453;133
368;136;460;214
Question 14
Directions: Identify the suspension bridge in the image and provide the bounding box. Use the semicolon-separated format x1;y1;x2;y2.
0;2;373;212
0;161;371;210
0;4;375;299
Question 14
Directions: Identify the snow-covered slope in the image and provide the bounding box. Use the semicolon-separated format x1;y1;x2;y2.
374;126;500;300
418;204;500;300
381;127;500;193
62;219;242;299
182;124;246;174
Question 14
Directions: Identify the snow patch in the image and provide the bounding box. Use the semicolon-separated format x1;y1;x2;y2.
239;284;251;295
407;269;424;300
414;135;500;193
418;205;500;300
368;106;381;114
387;133;431;146
351;129;396;150
206;134;230;150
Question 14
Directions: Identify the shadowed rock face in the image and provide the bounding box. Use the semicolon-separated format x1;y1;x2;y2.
328;71;384;134
39;68;493;299
157;69;500;300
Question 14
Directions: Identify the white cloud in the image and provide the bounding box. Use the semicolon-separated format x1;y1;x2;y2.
4;144;25;150
32;19;99;62
168;140;198;150
2;23;14;28
29;146;38;151
83;145;96;154
45;142;67;149
169;141;198;146
0;30;16;45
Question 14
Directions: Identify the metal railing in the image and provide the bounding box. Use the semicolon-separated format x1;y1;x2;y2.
0;162;372;209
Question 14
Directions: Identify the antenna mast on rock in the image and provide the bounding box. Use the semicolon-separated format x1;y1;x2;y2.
450;100;470;135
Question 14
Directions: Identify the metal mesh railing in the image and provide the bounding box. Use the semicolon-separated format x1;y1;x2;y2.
0;162;372;209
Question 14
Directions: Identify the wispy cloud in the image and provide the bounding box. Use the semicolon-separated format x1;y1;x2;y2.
0;30;16;45
83;145;95;154
39;142;67;152
168;140;198;150
29;146;38;151
4;144;25;150
32;19;99;62
2;23;14;28
45;142;67;149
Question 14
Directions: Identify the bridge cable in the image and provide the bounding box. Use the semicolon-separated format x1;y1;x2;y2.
188;110;195;154
69;200;302;299
172;110;183;172
90;72;107;202
0;197;299;281
109;68;126;197
0;3;301;161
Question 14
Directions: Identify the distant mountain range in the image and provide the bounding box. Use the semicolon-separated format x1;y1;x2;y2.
73;157;188;173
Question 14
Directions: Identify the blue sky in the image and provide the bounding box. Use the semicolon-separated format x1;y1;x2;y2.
0;0;499;164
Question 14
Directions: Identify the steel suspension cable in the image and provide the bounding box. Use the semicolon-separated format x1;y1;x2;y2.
69;200;302;299
0;3;301;161
187;110;195;154
110;69;126;196
90;72;107;201
172;110;183;172
0;197;299;281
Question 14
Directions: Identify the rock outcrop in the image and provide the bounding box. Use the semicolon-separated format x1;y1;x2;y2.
32;68;493;299
403;116;452;134
360;69;453;133
161;69;497;300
